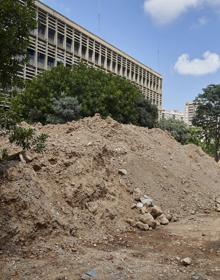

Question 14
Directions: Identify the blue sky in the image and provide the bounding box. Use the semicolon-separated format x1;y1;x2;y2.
41;0;220;111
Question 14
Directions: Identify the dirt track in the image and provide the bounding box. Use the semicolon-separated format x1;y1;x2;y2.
0;213;219;280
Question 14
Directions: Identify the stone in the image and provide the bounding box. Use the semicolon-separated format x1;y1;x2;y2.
86;202;98;214
139;213;157;229
166;213;173;222
156;214;169;225
215;196;220;204
133;188;142;201
136;222;149;231
181;257;192;266
141;195;154;206
118;169;127;176
136;202;144;208
215;204;220;212
191;272;207;280
150;206;163;218
140;197;153;207
126;218;136;227
140;206;148;214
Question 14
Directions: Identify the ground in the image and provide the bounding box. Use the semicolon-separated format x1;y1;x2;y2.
1;213;219;280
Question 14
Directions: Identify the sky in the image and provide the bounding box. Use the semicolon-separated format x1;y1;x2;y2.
41;0;220;111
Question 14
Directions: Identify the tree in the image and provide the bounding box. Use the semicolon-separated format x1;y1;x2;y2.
135;95;158;128
12;63;158;127
158;118;190;144
0;0;36;90
192;84;220;162
0;1;47;161
46;96;81;124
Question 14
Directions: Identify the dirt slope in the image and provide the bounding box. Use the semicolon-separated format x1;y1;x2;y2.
0;115;220;246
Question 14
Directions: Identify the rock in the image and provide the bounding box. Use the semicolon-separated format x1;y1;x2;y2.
118;169;127;176
191;272;207;280
136;202;144;208
86;202;98;214
156;214;169;225
172;216;178;222
215;196;220;212
136;221;149;231
139;213;157;229
215;196;220;204
126;218;136;227
181;257;192;266
133;188;142;201
150;206;163;218
140;206;148;214
166;213;173;222
215;204;220;212
81;270;97;279
141;195;154;206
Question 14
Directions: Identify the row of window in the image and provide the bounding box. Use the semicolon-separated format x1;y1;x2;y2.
34;7;162;91
27;44;160;91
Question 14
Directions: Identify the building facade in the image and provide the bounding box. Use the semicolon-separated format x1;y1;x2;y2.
18;0;162;109
185;102;197;125
160;109;185;122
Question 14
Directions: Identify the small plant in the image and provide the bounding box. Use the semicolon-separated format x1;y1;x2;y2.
8;126;48;153
33;133;48;153
0;149;9;161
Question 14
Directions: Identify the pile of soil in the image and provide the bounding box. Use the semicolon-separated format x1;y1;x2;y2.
1;115;220;246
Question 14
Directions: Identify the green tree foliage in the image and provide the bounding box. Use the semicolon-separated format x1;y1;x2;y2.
135;96;158;128
46;96;81;124
0;0;36;90
158;118;190;144
12;63;158;127
0;1;47;159
192;84;220;162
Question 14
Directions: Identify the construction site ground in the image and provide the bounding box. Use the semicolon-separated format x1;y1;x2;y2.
0;115;220;279
1;213;220;280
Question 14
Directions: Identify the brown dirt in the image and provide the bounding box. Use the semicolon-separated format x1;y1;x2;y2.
0;115;220;279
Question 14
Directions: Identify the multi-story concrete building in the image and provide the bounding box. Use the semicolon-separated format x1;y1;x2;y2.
185;102;197;125
160;109;185;122
18;0;162;109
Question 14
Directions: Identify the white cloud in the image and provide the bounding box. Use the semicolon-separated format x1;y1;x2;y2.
144;0;220;24
174;51;220;76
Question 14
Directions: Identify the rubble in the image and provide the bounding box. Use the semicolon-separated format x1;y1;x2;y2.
0;115;220;245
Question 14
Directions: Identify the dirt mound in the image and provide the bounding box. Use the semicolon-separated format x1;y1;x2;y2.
1;115;220;246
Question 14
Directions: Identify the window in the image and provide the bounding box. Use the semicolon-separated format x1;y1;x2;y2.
74;41;80;55
37;53;45;68
38;23;46;38
66;38;72;50
95;52;99;64
57;33;64;47
82;45;87;58
48;28;55;43
48;56;55;68
27;49;35;65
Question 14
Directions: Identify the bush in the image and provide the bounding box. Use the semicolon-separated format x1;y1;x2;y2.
12;63;158;127
158;118;190;144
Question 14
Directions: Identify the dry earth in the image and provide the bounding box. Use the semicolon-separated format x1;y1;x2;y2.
0;115;220;279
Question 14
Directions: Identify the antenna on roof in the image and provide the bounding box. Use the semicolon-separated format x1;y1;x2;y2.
97;0;101;34
157;40;161;72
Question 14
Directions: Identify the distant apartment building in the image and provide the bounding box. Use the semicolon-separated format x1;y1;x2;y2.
18;0;163;109
185;102;197;125
160;109;185;122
